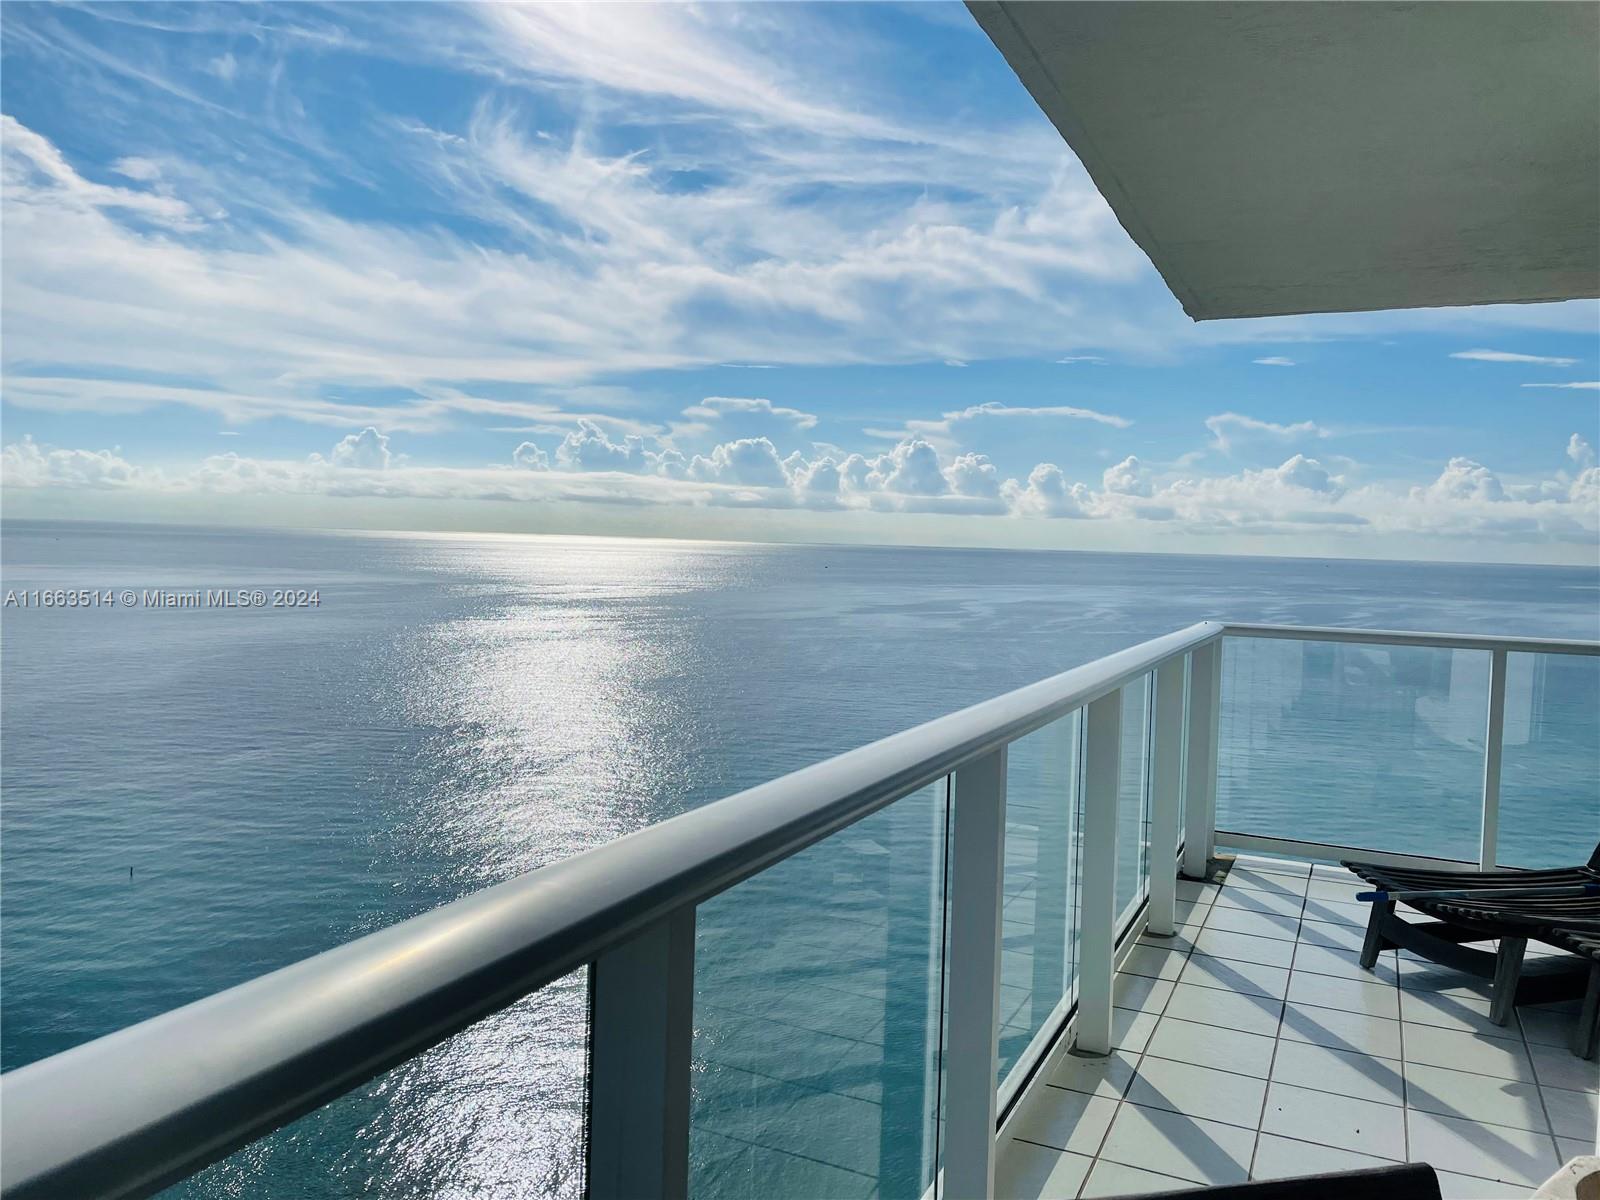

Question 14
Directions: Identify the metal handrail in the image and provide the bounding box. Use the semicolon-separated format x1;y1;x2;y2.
1222;623;1600;656
0;621;1223;1200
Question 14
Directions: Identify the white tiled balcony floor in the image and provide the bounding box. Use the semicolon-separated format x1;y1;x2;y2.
996;855;1599;1200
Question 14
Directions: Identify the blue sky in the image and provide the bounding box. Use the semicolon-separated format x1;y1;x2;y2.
2;1;1597;562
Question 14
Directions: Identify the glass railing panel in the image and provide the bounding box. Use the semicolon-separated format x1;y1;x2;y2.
1496;652;1600;869
690;781;949;1200
996;711;1082;1085
1116;675;1153;925
158;974;590;1199
1217;638;1489;862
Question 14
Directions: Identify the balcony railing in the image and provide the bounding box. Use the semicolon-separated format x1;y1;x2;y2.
1;622;1595;1200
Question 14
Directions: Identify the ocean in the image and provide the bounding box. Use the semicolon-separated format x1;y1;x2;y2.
2;520;1596;1198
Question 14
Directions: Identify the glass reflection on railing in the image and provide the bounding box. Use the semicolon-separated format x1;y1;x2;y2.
996;712;1082;1084
1216;638;1489;861
1497;652;1600;869
1116;675;1153;925
689;780;949;1199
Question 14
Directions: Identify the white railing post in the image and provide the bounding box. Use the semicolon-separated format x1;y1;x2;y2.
1182;641;1221;880
1076;689;1123;1056
944;749;1007;1200
1147;656;1188;937
1480;648;1508;869
587;907;696;1200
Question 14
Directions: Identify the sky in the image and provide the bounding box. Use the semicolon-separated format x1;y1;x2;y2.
1;2;1597;563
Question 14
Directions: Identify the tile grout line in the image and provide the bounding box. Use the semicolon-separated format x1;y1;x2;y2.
1515;983;1567;1165
1248;883;1306;1178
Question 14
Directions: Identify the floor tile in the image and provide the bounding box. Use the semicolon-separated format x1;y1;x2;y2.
1044;1047;1137;1099
1526;1040;1600;1093
1432;1169;1539;1198
1310;863;1360;884
995;1140;1093;1200
1162;981;1283;1038
1260;1081;1407;1160
1176;879;1219;904
1223;867;1309;897
1173;897;1212;926
1298;896;1370;927
1144;1015;1278;1078
1193;928;1297;969
1287;970;1400;1019
1126;1055;1268;1130
1007;1090;1119;1156
1396;954;1497;1000
1403;1023;1535;1083
1278;1002;1403;1059
1113;972;1175;1014
1212;888;1304;920
1292;940;1398;984
1304;876;1365;904
1110;1006;1159;1054
1403;1062;1551;1134
1079;1159;1200;1198
1399;988;1515;1037
1270;1039;1405;1106
1295;918;1369;953
1122;943;1190;982
1518;1001;1582;1049
1540;1085;1598;1140
1249;1133;1398;1179
1406;1110;1560;1187
1139;930;1197;955
1202;905;1300;941
1098;1102;1256;1185
1181;954;1290;999
1231;854;1310;878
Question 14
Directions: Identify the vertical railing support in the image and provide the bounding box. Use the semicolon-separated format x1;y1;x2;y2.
587;907;696;1200
1147;657;1188;937
1076;689;1123;1056
1480;648;1508;870
1182;641;1221;880
944;749;1007;1200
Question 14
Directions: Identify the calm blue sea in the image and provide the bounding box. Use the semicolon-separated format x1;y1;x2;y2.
3;520;1596;1197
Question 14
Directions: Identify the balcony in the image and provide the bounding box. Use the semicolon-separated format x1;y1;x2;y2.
1;622;1595;1199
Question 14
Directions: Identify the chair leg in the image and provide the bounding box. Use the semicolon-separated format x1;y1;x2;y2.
1575;961;1600;1061
1489;936;1526;1027
1359;900;1392;970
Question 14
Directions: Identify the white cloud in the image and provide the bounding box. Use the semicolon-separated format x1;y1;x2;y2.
1451;349;1578;366
1003;464;1091;518
945;452;1002;500
1252;356;1297;367
1567;434;1596;471
0;435;146;488
1102;455;1153;497
1055;355;1106;365
1204;412;1328;453
1414;457;1504;503
327;427;393;470
512;441;549;470
943;359;967;368
687;437;790;488
680;396;818;430
1522;382;1600;390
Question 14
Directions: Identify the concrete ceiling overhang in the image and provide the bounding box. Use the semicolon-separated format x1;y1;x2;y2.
967;1;1600;321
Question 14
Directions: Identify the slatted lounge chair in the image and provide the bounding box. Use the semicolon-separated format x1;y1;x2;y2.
1344;843;1600;1027
1103;1161;1442;1199
1538;921;1600;1060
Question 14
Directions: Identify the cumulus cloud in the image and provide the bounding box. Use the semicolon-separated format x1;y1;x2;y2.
945;452;1002;500
1451;349;1578;366
1004;464;1091;518
1416;457;1505;503
512;441;549;470
328;427;393;470
1102;455;1153;497
1568;434;1596;471
1;435;146;488
687;437;790;488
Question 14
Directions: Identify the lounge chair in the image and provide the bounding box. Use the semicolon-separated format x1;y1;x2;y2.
1538;921;1600;1060
1344;843;1600;1026
1101;1161;1442;1199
